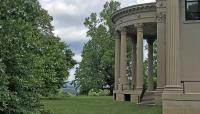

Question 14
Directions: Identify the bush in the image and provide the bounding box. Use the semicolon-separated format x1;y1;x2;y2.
57;91;72;98
44;91;71;99
88;89;110;96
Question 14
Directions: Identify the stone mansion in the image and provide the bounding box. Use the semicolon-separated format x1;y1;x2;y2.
112;0;200;114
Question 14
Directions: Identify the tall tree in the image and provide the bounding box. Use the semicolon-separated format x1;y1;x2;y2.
74;1;120;95
0;0;76;113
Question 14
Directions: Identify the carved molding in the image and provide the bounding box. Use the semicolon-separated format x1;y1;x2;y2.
112;3;156;23
135;23;144;32
120;27;127;36
114;31;120;39
156;0;166;8
156;12;166;23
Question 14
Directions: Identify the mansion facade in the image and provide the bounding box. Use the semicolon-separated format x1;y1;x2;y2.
112;0;200;114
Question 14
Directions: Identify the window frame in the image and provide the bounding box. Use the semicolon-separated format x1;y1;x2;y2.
185;0;200;21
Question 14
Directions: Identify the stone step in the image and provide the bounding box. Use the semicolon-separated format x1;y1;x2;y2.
142;97;155;101
140;91;156;105
140;101;156;105
144;91;155;95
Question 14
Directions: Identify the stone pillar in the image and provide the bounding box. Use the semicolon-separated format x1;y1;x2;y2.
120;28;128;90
136;23;144;90
164;0;181;90
163;0;182;113
147;39;154;91
114;31;121;90
156;0;166;92
155;0;166;105
131;37;136;90
132;23;144;103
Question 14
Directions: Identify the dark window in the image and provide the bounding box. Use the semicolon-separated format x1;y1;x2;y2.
185;0;200;20
124;94;131;101
114;93;116;101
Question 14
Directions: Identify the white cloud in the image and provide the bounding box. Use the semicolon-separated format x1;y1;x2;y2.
73;54;82;63
43;1;79;16
53;27;89;43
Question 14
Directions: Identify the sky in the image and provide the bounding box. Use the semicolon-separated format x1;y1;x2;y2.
39;0;155;81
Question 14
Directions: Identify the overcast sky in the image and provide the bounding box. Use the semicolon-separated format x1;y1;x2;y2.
39;0;155;81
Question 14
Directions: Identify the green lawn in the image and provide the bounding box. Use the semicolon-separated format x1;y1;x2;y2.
42;96;162;114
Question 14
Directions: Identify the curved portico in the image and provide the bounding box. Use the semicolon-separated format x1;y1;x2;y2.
113;2;166;104
113;0;200;113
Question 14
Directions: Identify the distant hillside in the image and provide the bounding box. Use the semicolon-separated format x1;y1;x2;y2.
59;81;77;96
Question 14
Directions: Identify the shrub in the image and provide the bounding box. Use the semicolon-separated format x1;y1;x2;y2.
88;89;110;96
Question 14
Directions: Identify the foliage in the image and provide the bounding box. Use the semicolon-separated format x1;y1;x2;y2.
74;1;120;95
88;89;110;96
0;0;75;113
44;91;72;100
144;40;158;89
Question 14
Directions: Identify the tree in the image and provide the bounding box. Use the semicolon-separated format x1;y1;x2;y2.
74;1;120;95
0;0;75;113
144;40;158;89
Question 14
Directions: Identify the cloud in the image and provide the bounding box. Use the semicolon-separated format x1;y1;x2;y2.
53;26;89;43
44;2;79;16
39;0;156;81
73;54;82;63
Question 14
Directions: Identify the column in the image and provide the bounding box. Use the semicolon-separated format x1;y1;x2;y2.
131;37;136;90
165;0;181;89
136;23;144;90
163;0;182;113
156;2;166;91
157;12;166;91
114;31;121;90
147;39;154;91
155;0;167;105
120;28;128;90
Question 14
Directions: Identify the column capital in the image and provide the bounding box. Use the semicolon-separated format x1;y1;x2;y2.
114;31;120;39
156;12;166;23
119;27;127;36
135;23;143;32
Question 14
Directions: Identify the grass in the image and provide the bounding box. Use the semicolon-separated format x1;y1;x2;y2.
42;96;162;114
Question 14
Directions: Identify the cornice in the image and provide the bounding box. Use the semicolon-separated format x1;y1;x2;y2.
112;2;156;23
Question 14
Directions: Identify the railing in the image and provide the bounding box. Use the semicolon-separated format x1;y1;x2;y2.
181;81;200;94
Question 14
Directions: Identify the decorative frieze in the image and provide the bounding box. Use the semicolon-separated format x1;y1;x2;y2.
112;3;156;23
156;12;166;23
156;0;166;8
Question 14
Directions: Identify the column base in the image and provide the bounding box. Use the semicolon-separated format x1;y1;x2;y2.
162;86;185;114
113;90;134;102
153;88;164;105
163;93;200;114
131;88;143;104
115;93;124;101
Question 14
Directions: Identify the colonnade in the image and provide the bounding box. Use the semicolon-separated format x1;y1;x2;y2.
114;23;156;93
